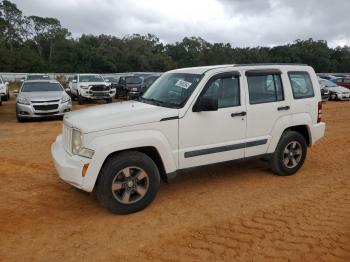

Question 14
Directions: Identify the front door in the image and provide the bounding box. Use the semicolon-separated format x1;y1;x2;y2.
179;72;247;169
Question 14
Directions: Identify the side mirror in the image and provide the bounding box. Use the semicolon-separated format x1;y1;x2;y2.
65;88;70;93
72;79;77;83
193;97;218;112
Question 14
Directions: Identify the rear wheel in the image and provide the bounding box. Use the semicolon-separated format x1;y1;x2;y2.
3;94;8;101
270;131;307;176
96;151;160;214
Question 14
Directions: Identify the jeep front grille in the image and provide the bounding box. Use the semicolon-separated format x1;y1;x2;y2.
62;124;71;154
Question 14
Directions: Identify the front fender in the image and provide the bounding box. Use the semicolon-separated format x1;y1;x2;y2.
82;130;177;192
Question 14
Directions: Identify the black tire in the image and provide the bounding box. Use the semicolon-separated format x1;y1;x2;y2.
96;151;160;214
78;93;84;105
105;98;112;103
2;95;7;101
269;131;307;176
17;115;24;122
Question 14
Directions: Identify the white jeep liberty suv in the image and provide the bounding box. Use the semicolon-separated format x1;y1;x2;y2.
52;64;325;214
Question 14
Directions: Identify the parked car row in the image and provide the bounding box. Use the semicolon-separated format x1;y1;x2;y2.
318;77;350;101
4;71;348;122
0;75;10;106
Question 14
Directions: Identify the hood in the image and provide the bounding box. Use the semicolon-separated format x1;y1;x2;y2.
64;101;178;133
79;82;107;86
20;91;64;101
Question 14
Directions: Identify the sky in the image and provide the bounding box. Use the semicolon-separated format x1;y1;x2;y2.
13;0;350;47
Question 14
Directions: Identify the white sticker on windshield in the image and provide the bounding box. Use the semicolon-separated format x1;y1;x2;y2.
175;80;192;89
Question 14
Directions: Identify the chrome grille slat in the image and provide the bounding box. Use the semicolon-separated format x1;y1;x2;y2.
62;124;71;154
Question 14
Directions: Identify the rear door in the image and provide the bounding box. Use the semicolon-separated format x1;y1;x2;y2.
244;69;291;157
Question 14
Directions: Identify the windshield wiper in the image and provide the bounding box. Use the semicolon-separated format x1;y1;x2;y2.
139;97;179;108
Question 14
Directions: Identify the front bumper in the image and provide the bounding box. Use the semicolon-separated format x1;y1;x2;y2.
337;94;350;100
51;135;90;190
80;88;115;100
16;101;72;118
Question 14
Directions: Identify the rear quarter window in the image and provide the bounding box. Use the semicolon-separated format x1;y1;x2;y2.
288;71;315;99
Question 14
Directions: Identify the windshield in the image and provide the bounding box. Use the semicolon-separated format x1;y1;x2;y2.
21;82;63;92
126;76;142;84
79;75;104;82
27;75;50;80
104;76;119;82
141;73;203;108
319;79;337;87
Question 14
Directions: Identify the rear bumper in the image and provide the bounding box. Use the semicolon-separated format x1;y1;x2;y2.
310;122;326;145
51;135;90;190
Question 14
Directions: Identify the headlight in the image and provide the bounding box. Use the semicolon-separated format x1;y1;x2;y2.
71;129;94;158
78;148;95;158
61;94;71;103
17;97;30;105
72;129;83;154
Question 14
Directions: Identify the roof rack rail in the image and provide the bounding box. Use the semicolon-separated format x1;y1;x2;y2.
234;63;308;67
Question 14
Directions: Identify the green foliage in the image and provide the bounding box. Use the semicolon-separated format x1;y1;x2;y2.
0;1;349;73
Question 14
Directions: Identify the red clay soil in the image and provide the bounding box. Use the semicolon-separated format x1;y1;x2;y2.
0;98;349;261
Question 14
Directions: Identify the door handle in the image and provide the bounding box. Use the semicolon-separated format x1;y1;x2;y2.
231;111;246;117
277;106;290;111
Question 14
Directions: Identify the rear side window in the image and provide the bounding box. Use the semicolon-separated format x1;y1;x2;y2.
246;73;284;104
202;74;240;108
288;72;314;99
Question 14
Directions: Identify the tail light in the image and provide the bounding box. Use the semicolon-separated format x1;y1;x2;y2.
317;101;322;123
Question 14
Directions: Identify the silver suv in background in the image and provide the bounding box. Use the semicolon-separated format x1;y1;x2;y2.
16;80;72;122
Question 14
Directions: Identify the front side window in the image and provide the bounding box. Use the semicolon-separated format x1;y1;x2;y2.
247;73;284;104
201;74;240;108
288;71;314;99
141;73;203;108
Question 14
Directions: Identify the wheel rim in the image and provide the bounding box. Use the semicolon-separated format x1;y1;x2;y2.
111;167;149;204
282;141;302;169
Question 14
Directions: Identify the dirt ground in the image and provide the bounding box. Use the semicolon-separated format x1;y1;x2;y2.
0;97;349;261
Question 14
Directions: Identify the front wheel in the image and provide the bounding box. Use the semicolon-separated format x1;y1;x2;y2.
96;151;160;214
270;131;307;176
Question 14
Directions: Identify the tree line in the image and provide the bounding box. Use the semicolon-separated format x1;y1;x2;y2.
0;0;349;73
